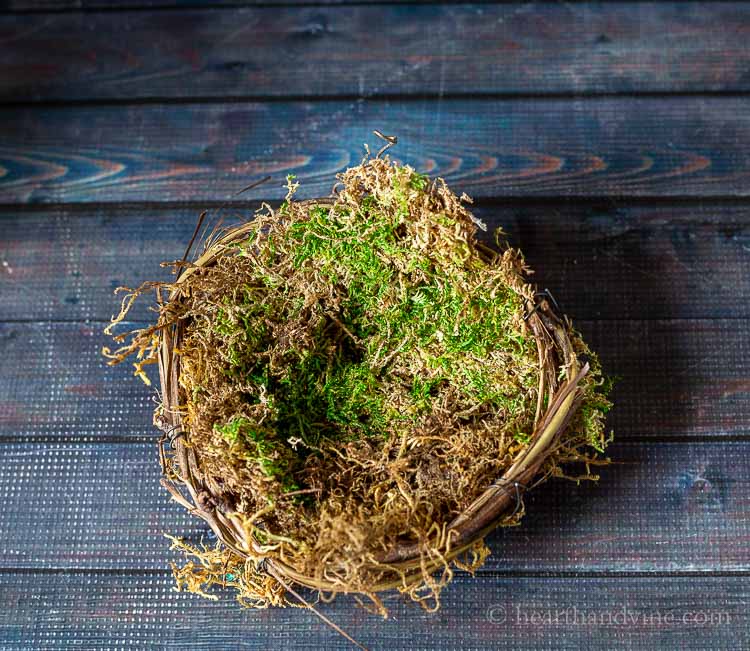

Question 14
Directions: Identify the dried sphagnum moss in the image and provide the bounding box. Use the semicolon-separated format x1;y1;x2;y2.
105;153;611;615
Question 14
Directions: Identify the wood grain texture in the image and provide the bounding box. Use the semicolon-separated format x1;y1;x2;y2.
3;3;750;101
3;201;750;322
1;0;480;9
1;319;748;440
1;0;425;9
0;572;747;650
2;97;750;203
0;439;748;572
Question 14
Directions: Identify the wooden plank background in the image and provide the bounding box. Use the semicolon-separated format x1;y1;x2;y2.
1;573;746;649
1;439;748;572
3;3;750;101
3;98;750;203
2;320;749;439
0;1;748;649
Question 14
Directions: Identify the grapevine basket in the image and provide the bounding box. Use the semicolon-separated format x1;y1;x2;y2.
105;150;610;624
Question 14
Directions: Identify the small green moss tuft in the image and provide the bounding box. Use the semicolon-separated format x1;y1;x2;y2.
214;417;300;492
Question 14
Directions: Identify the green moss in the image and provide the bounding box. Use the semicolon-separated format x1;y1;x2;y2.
210;170;539;449
409;171;429;191
176;162;606;500
215;417;300;492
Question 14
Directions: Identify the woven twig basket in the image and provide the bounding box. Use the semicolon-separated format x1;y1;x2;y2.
155;198;589;596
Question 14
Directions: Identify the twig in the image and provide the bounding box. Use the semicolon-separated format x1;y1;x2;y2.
266;562;369;651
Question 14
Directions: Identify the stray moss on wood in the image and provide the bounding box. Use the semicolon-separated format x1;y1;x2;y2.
104;149;611;617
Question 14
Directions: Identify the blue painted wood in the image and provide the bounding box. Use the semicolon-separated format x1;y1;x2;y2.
0;439;748;574
3;202;750;322
2;3;749;101
0;320;747;441
0;572;747;649
2;97;750;203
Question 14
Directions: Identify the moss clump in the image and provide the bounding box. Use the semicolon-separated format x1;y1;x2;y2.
105;152;611;612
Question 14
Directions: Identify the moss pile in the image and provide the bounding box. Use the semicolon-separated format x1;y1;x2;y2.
105;152;611;613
